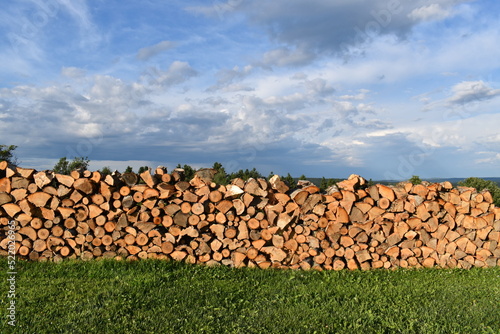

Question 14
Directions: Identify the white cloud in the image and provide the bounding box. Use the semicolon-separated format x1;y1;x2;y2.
409;4;451;21
1;0;499;179
136;40;176;61
227;0;475;61
421;80;500;112
185;1;243;19
220;83;255;92
303;78;335;97
57;0;102;47
263;92;307;111
77;122;102;137
475;153;500;165
207;65;253;91
58;0;93;30
340;89;370;100
447;80;500;105
366;111;500;166
259;47;315;67
61;66;87;78
88;75;146;108
142;61;197;88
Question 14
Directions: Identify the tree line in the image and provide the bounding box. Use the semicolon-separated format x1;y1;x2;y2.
1;145;499;204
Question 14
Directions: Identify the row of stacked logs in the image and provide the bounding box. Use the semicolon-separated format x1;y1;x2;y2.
1;160;500;270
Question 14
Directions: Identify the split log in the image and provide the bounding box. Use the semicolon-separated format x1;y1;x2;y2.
244;179;268;197
121;173;138;187
34;171;53;189
2;169;500;272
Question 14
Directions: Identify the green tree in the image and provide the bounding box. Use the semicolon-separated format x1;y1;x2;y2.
320;177;328;192
213;162;229;185
458;177;500;207
229;167;263;181
0;145;18;165
173;163;195;181
299;174;307;180
53;157;69;174
70;157;89;172
282;173;295;188
230;169;244;180
124;166;133;173
213;162;223;171
366;178;375;187
247;167;263;180
53;156;90;175
182;164;195;180
409;175;422;185
137;166;149;174
100;166;112;176
319;177;339;192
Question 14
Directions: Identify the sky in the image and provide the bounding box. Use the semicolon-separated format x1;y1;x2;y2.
1;0;499;180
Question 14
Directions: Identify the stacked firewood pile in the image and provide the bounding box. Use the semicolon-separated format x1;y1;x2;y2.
1;161;499;270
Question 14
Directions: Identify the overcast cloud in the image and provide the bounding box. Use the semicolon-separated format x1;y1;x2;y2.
0;0;499;179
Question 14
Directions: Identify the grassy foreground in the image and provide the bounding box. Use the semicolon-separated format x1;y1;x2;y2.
1;259;499;334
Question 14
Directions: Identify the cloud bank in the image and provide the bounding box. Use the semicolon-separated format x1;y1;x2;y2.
0;0;499;179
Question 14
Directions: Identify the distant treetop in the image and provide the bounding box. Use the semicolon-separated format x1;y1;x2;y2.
53;156;90;175
0;145;18;165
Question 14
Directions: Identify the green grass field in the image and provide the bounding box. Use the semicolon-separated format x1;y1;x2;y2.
1;258;499;334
